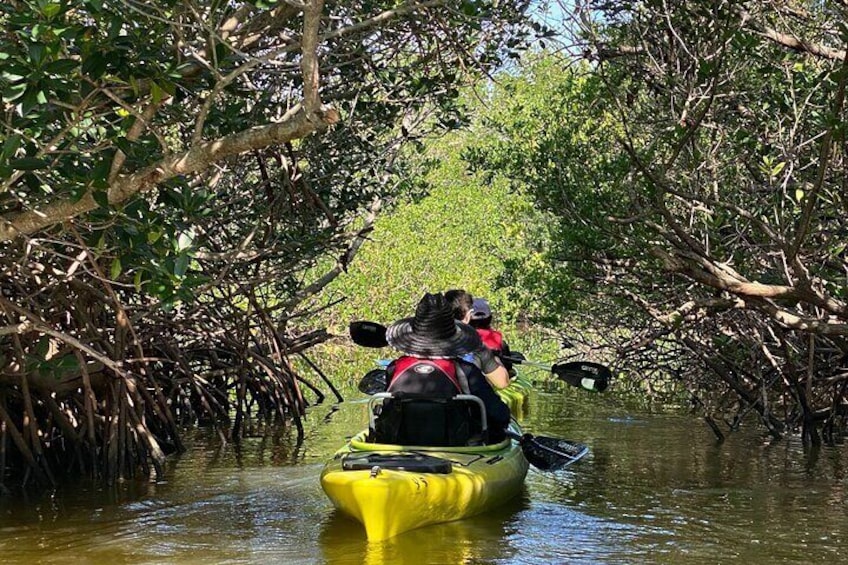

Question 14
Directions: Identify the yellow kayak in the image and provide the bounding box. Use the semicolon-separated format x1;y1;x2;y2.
320;422;529;542
320;377;533;542
498;374;532;416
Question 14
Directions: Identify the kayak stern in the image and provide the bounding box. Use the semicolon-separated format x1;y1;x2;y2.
320;429;529;542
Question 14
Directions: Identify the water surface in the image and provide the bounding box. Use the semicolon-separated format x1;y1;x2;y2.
0;384;845;564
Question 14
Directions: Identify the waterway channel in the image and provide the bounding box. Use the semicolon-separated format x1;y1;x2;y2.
0;381;845;564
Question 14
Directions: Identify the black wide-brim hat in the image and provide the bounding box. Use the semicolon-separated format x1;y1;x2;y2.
386;292;482;359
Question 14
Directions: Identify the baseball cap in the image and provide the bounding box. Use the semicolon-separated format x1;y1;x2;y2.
471;297;492;320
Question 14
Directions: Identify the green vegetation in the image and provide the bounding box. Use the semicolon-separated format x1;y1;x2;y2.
323;134;538;327
0;0;541;487
3;0;847;492
313;128;564;383
466;2;848;444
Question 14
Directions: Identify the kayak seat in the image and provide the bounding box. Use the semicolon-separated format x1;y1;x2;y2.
369;392;488;447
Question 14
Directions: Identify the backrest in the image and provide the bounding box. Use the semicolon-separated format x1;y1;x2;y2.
388;357;462;396
371;393;488;447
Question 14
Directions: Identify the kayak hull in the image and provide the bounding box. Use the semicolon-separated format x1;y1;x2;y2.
321;373;533;541
320;425;529;542
499;375;532;417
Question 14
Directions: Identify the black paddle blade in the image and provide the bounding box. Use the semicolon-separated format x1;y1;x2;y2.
349;321;389;348
358;369;388;395
520;435;589;471
552;361;611;392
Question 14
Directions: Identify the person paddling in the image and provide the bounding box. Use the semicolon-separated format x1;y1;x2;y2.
468;297;517;374
444;289;511;388
383;292;511;443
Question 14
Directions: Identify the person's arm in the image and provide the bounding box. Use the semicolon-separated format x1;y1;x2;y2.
475;347;510;389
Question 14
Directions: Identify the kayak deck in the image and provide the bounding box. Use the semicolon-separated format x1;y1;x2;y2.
498;374;532;417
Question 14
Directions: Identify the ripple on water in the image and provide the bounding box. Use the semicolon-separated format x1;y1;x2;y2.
0;394;846;564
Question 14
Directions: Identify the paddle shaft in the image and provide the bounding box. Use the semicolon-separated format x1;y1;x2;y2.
502;356;552;371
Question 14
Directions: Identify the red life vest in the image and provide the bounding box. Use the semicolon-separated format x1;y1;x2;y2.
476;328;504;352
388;356;462;395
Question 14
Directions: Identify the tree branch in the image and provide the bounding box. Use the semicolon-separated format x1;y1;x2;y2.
0;105;339;242
742;11;846;61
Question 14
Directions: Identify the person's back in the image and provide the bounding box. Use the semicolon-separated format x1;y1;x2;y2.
379;292;511;444
445;290;511;389
468;297;515;373
382;356;510;443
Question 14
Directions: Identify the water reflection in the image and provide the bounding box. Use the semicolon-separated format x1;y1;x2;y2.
319;494;529;565
0;386;845;564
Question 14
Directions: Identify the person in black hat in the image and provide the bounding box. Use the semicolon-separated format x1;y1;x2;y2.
383;292;511;442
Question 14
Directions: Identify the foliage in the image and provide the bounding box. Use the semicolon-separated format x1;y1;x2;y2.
464;55;633;326
321;128;543;328
470;1;848;443
311;124;567;387
0;0;540;486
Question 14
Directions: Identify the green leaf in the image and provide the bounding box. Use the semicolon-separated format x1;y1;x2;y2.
2;82;27;103
45;58;79;75
93;189;110;209
28;43;46;66
20;88;43;115
110;257;122;279
176;229;194;252
9;157;49;170
1;135;22;161
41;2;63;19
1;64;28;82
81;52;108;79
174;253;189;278
150;81;165;104
795;188;804;203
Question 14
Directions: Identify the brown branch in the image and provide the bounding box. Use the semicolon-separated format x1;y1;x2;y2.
681;336;785;437
741;12;846;61
788;47;848;260
0;105;339;242
0;296;126;375
106;97;169;183
650;247;848;334
301;0;325;113
0;402;45;482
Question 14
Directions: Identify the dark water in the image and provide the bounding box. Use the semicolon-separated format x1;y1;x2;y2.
0;386;845;564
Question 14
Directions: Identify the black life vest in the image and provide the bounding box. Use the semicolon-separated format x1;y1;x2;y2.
376;356;482;446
